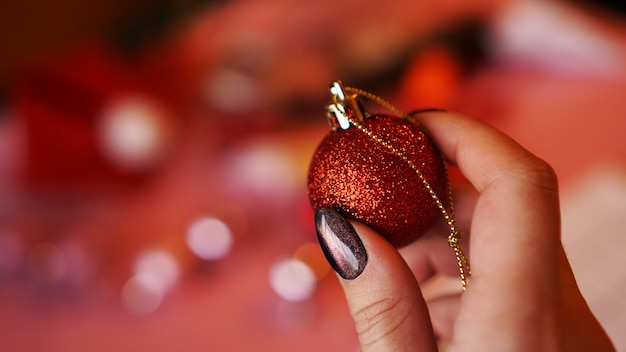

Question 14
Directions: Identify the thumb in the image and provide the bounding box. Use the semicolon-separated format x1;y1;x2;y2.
315;208;437;352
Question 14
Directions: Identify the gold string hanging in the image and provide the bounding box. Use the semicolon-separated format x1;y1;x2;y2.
336;85;471;290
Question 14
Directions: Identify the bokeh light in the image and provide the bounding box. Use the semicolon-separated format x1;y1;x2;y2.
98;96;168;171
205;69;261;114
269;258;316;302
186;216;234;261
227;142;298;200
121;249;180;314
133;249;180;294
120;275;164;315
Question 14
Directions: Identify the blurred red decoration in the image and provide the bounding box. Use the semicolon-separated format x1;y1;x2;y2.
13;44;184;191
399;45;462;110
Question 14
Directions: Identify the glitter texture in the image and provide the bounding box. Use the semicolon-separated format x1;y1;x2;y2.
308;114;447;248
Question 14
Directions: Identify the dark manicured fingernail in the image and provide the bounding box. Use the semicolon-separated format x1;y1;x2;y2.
315;208;368;280
408;108;447;115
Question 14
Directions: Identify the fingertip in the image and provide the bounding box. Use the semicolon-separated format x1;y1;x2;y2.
409;110;542;193
412;110;562;289
337;221;438;351
409;110;485;167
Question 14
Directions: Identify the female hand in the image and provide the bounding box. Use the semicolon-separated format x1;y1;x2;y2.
314;112;615;351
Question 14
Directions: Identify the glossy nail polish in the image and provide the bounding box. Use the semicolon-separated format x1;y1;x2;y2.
408;108;447;115
315;208;368;280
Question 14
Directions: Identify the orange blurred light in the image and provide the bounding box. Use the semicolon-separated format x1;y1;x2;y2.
293;242;330;281
400;46;461;109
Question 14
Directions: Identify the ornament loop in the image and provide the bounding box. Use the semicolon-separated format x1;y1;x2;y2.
326;81;365;131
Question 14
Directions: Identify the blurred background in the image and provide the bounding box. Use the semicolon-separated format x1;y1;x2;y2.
1;0;625;350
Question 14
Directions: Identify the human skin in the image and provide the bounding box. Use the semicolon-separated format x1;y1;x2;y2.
318;112;615;351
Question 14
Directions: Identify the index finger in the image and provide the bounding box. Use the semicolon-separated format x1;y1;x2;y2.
414;112;562;287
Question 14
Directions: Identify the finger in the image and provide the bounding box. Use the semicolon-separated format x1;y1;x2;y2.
414;112;562;285
426;293;462;341
315;208;437;352
411;112;615;350
400;182;478;284
400;230;466;284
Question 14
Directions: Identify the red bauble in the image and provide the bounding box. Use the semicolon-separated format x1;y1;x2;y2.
308;113;447;248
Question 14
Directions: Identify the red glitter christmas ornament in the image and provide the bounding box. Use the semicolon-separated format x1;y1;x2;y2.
308;81;449;248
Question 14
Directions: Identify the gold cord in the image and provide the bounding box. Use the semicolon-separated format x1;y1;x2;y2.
343;86;471;290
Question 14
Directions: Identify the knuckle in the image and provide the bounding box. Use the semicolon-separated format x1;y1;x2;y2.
512;153;559;194
352;295;413;348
